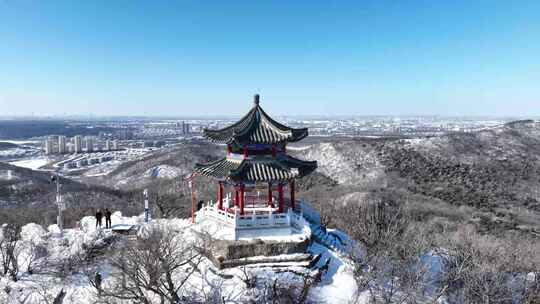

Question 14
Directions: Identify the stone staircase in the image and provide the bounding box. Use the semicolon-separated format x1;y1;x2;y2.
297;200;349;254
311;225;348;254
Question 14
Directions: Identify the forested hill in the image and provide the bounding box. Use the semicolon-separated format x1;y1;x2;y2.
297;120;540;235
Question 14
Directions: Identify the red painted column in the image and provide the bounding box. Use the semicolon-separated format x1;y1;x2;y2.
243;147;248;158
240;184;245;215
278;183;284;213
234;187;239;207
290;180;295;210
268;182;273;207
271;145;277;157
217;182;224;210
227;145;232;155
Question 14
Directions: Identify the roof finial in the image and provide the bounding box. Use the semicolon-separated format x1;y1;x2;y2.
254;94;260;106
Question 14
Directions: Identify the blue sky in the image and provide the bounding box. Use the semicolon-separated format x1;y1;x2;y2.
0;1;539;117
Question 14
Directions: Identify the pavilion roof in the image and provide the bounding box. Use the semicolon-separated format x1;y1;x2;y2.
203;95;308;145
194;154;317;183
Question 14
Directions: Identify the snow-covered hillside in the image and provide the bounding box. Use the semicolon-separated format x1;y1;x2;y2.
0;214;361;304
297;121;540;235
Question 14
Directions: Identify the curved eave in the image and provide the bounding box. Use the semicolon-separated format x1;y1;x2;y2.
202;104;309;144
278;154;318;176
229;161;298;182
195;154;317;183
203;126;308;144
202;129;235;144
193;157;241;179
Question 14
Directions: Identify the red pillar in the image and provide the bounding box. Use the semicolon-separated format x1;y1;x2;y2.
243;147;248;158
290;180;295;210
268;182;273;207
234;187;239;207
240;184;245;215
278;183;284;213
217;182;224;210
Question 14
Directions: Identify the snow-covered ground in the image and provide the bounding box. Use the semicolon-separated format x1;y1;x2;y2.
82;159;124;177
0;140;41;145
144;164;185;179
9;157;50;170
0;148;30;158
0;213;362;304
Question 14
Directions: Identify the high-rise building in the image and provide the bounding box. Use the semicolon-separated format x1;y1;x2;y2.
112;140;118;150
85;136;94;152
74;135;83;153
105;140;112;151
182;121;191;134
58;136;66;154
44;137;54;155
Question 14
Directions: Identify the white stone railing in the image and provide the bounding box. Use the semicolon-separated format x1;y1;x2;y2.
197;203;295;230
197;199;316;238
197;204;237;227
235;209;291;229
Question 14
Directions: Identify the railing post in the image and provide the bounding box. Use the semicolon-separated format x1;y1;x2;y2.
287;208;291;226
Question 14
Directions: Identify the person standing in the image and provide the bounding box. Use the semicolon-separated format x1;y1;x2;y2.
95;209;103;228
105;208;112;229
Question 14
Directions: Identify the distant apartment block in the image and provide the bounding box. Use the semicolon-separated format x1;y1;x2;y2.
44;137;54;155
58;136;67;154
85;136;94;152
74;135;83;153
182;121;191;134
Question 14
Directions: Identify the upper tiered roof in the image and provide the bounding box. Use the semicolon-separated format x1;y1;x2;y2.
203;94;308;145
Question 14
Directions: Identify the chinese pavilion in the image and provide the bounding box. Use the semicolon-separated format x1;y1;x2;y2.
191;94;317;240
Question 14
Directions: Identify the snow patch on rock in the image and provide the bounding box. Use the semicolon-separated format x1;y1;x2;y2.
145;165;185;179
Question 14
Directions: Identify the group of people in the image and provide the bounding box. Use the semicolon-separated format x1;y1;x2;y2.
95;208;113;229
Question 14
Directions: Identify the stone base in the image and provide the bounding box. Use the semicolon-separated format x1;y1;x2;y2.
196;231;311;269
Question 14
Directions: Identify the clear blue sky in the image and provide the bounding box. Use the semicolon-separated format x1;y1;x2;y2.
1;1;539;117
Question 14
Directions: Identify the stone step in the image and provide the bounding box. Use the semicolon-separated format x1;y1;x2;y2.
219;253;313;269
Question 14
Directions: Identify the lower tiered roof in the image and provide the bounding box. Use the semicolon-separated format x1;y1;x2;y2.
194;154;317;183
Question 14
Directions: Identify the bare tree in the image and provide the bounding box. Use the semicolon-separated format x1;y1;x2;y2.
338;197;437;303
436;228;540;304
23;240;48;275
100;224;203;304
0;224;22;281
259;270;318;304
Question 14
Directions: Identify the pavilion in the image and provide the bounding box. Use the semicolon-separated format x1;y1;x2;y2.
191;94;318;241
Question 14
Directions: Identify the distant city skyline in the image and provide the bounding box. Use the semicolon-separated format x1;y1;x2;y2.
1;1;539;117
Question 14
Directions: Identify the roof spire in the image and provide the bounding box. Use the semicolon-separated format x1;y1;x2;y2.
253;94;260;106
